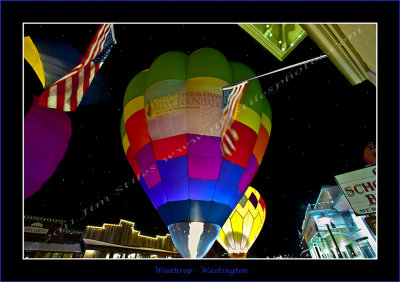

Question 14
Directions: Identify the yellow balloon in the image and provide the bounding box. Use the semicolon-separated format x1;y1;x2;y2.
217;186;266;258
24;36;45;88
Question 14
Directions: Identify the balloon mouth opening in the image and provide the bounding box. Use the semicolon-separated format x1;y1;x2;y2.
230;252;247;258
168;222;221;258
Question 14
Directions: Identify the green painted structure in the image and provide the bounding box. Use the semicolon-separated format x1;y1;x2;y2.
239;24;307;61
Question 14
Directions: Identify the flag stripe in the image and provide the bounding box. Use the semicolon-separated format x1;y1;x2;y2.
83;62;91;96
227;85;244;117
38;24;115;112
47;85;58;108
89;62;96;87
92;25;110;60
220;81;248;155
64;77;72;111
84;24;110;64
70;74;79;111
77;67;85;105
93;25;110;57
223;84;247;125
56;82;65;111
83;25;106;65
38;87;50;108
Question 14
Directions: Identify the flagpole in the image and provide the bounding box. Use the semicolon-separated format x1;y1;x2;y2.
222;54;328;89
111;23;117;44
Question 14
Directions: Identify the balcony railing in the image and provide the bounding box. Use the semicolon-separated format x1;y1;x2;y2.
302;201;335;230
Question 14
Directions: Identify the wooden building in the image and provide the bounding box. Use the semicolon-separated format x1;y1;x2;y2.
83;219;180;258
24;215;85;258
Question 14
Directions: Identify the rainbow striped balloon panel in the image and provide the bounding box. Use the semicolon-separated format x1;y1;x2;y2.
121;48;272;228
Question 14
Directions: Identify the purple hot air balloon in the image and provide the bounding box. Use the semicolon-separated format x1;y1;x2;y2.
24;96;72;199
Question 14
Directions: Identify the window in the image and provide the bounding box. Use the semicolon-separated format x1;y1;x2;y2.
51;252;63;258
343;211;357;232
345;244;357;258
84;250;96;258
313;244;321;258
359;243;375;258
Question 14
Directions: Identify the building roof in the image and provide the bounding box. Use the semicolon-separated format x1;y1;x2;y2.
239;24;307;61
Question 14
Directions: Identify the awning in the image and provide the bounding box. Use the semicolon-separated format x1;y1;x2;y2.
24;241;82;253
355;236;369;242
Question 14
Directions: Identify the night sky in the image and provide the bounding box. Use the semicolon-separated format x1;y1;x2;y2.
23;22;377;258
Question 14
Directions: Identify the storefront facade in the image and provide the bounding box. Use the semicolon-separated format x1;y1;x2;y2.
24;215;85;258
301;185;376;259
83;219;180;258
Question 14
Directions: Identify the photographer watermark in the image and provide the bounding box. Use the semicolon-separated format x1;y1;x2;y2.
43;177;137;242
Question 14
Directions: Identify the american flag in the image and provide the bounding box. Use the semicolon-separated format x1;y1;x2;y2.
220;81;248;156
38;24;116;112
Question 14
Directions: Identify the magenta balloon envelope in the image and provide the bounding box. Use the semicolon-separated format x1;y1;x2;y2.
24;96;72;199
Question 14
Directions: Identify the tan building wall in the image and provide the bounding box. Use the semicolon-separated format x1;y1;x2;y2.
301;24;376;86
83;219;180;258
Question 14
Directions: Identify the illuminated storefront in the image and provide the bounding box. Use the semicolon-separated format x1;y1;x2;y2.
24;215;85;258
83;219;180;258
301;185;376;259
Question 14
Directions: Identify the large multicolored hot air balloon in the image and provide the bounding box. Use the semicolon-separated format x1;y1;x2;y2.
121;48;272;258
217;186;266;258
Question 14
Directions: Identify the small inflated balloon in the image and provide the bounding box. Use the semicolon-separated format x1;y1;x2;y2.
363;141;376;165
121;48;272;258
24;96;72;199
217;186;266;258
31;38;111;105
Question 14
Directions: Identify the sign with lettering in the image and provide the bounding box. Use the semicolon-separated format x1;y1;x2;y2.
334;166;376;215
24;222;49;234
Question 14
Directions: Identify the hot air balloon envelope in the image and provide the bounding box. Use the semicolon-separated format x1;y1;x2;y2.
24;96;72;198
121;48;272;258
217;186;267;258
24;36;46;88
363;141;376;165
